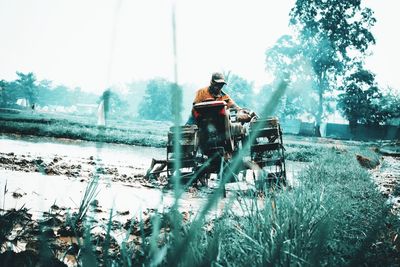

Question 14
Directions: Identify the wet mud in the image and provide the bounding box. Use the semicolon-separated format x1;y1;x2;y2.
1;134;400;266
372;155;400;215
0;152;147;184
0;205;181;266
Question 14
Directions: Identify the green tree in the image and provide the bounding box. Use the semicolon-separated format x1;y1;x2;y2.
338;66;400;128
0;80;8;107
265;35;304;81
138;78;176;121
289;0;376;135
125;80;147;116
257;83;312;121
264;35;316;120
37;83;72;106
377;91;400;124
53;85;73;106
36;80;53;106
99;89;127;120
0;80;21;108
15;71;38;106
224;72;254;109
70;87;98;105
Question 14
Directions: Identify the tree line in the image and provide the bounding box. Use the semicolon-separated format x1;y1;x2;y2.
1;0;399;130
129;0;400;130
0;64;398;129
0;72;98;109
264;0;400;135
0;72;191;120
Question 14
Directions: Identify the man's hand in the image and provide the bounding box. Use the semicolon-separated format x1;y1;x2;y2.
236;109;253;123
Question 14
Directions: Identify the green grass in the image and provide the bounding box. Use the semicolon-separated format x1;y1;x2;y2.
60;147;393;266
0;111;170;147
285;144;325;162
164;149;389;266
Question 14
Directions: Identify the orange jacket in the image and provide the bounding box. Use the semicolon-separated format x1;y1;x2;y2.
193;86;236;109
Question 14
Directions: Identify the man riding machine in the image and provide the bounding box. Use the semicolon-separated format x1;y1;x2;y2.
146;72;286;189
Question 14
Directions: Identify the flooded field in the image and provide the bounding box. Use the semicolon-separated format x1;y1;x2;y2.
2;133;398;217
0;134;165;168
0;134;309;216
0;134;208;219
1;133;399;266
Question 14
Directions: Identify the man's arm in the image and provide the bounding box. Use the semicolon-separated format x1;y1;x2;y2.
224;96;241;111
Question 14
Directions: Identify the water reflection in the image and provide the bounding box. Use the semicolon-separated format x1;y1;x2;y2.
0;134;164;168
0;169;208;220
0;134;306;220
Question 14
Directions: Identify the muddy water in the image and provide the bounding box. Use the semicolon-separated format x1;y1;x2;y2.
2;170;160;212
0;134;164;168
0;134;307;222
0;134;178;218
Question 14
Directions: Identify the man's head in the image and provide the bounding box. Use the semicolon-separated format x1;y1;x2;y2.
209;72;226;97
211;72;226;84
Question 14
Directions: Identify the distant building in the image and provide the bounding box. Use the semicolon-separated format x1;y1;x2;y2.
16;98;29;108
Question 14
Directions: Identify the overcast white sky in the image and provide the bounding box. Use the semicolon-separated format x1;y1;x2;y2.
0;0;399;93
